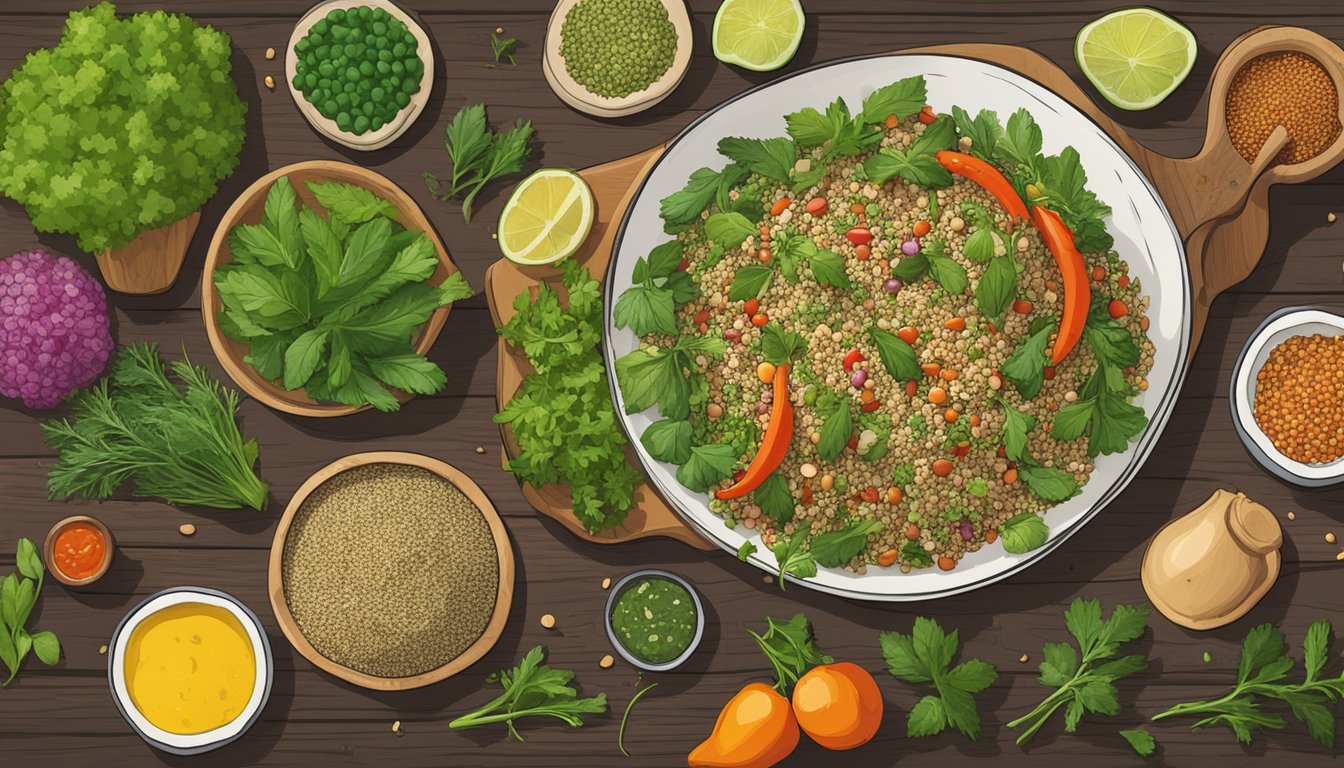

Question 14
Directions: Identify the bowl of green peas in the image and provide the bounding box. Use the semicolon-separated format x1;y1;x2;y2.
285;0;434;150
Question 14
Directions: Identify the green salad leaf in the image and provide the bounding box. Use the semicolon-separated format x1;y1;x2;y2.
716;136;797;183
785;97;882;160
860;75;928;124
640;419;692;465
999;512;1049;554
676;443;738;493
753;472;796;522
1000;323;1052;399
881;617;998;740
615;242;696;336
759;323;807;365
706;211;757;248
770;530;817;589
811;519;883;568
869;327;921;381
817;398;853;462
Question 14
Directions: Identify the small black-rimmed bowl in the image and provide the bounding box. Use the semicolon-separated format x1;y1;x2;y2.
1230;306;1344;488
603;569;704;672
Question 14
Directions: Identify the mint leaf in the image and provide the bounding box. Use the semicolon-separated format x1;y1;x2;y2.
306;180;397;225
976;256;1016;320
660;167;722;232
1001;406;1035;463
717;136;796;182
365;353;448;395
1000;324;1052;399
754;472;795;523
1000;512;1048;554
817;399;852;462
640;419;691;465
809;250;851;288
613;283;676;336
676;443;738;493
705;212;756;248
282;328;328;390
869;327;920;380
759;323;807;365
811;519;882;568
1019;465;1078;502
861;76;927;124
729;264;773;301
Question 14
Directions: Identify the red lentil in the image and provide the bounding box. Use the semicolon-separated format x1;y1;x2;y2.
1226;52;1341;165
1253;334;1344;464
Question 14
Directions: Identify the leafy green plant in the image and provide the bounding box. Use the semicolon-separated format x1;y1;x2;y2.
449;646;607;741
0;2;248;253
214;176;472;412
495;262;643;532
0;539;60;686
1007;598;1150;744
423;103;534;222
491;33;518;65
1120;728;1157;757
43;342;270;510
1152;620;1344;746
749;614;833;693
880;617;998;740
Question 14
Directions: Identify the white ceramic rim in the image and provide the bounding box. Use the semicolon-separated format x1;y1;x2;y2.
1232;307;1344;481
602;53;1191;601
109;590;270;750
286;0;434;150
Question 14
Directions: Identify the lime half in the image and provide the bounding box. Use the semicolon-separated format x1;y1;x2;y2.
712;0;805;72
497;169;594;266
1075;8;1196;111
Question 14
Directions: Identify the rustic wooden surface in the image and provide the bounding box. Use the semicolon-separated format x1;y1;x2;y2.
3;2;1344;766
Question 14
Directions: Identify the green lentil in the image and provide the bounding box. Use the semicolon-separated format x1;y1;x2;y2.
610;576;697;664
559;0;677;98
293;5;422;135
281;463;499;678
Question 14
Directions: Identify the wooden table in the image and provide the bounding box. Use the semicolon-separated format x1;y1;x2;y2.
3;2;1344;765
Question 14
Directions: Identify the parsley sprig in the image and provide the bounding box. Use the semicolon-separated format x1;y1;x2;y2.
880;617;998;740
449;646;607;741
1152;620;1344;747
1050;298;1148;456
1007;598;1150;745
424;103;534;222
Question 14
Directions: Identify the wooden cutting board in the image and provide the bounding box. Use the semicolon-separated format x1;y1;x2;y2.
486;30;1344;549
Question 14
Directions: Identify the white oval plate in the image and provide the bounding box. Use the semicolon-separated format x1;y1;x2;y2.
602;54;1191;601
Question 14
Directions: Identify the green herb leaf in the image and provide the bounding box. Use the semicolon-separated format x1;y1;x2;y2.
429;104;535;222
759;323;807;365
705;212;756;248
616;347;689;420
754;472;795;523
717;136;797;182
676;443;738;493
1001;406;1035;463
997;108;1043;171
282;328;329;390
660;167;723;232
737;541;757;561
729;264;774;301
613;283;676;336
306;180;397;225
1019;465;1078;502
365;353;448;395
1000;512;1049;554
770;530;817;589
861;76;928;124
881;617;998;740
951;106;1002;161
901;539;933;568
1000;324;1052;399
1120;728;1157;757
811;519;882;568
29;631;59;666
14;538;41;583
448;646;607;741
817;399;853;462
925;242;969;295
490;33;518;65
863;148;952;188
809;250;851;288
640;419;692;465
869;327;920;380
749;614;833;693
975;256;1016;320
891;252;930;282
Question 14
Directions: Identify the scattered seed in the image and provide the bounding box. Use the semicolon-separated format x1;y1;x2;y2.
1202;651;1212;663
474;446;487;455
1328;532;1337;544
1330;212;1338;223
264;75;275;90
265;46;276;60
601;577;612;589
540;613;557;629
179;523;196;537
1287;511;1296;520
1019;653;1028;663
99;644;108;655
599;654;614;669
495;26;505;34
1335;551;1344;561
763;574;774;584
392;720;402;734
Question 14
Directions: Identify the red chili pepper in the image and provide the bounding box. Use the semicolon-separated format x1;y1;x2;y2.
935;151;1030;221
842;349;866;372
845;227;873;245
715;364;794;500
1030;206;1090;366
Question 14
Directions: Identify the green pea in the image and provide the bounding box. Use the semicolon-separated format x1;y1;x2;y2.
392;41;407;58
834;475;849;492
291;73;304;90
304;72;317;88
313;18;329;34
322;99;339;115
296;37;311;53
318;62;335;78
359;60;375;77
803;386;818;405
370;86;386;102
394;91;410;108
315;44;331;59
336;111;352;130
353;114;370;133
371;116;385;131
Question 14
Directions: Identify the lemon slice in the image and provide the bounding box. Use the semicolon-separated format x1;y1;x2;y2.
497;168;594;266
712;0;805;73
1075;8;1196;111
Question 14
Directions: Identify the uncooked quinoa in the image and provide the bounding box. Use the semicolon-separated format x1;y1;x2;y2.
614;75;1154;578
559;0;677;98
282;463;499;677
1226;52;1341;166
1253;334;1344;464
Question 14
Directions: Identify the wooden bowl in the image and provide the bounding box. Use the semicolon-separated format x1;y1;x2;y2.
202;160;460;418
285;0;435;151
268;452;514;691
43;515;114;588
542;0;692;118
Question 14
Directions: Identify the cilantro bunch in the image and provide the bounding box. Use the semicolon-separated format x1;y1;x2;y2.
1153;620;1344;747
880;617;998;740
449;646;607;741
214;177;473;412
495;262;643;532
0;2;248;253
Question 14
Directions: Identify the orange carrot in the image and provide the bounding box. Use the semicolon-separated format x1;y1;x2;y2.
715;365;793;500
935;151;1030;221
1030;206;1090;365
688;683;800;768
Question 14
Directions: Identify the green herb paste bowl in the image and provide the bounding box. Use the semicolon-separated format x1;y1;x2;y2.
604;569;704;672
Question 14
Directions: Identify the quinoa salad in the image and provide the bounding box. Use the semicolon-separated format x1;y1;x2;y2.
613;75;1155;580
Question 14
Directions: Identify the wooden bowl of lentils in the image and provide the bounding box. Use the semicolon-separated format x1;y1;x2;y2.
268;451;514;690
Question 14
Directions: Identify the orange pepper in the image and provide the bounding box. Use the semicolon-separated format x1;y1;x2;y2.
934;151;1030;221
688;683;800;768
715;365;793;500
1030;206;1090;366
791;662;884;751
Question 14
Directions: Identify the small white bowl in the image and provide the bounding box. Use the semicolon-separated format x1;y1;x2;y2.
1230;306;1344;487
108;587;273;755
285;0;435;151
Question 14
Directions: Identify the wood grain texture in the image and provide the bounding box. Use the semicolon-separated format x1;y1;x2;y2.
2;2;1344;767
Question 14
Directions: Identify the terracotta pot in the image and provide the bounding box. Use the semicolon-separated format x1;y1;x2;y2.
1142;489;1282;630
94;212;201;295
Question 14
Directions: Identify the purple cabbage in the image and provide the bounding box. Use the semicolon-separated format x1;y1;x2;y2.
0;250;113;408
